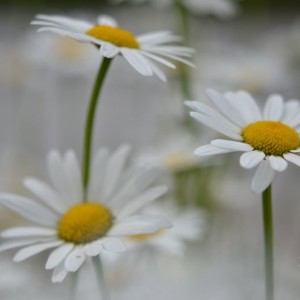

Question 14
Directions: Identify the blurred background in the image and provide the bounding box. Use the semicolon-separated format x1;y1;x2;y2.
1;0;300;299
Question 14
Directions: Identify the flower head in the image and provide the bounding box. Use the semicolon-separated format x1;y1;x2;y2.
185;90;300;193
0;145;170;282
125;202;205;256
136;131;203;172
31;14;195;81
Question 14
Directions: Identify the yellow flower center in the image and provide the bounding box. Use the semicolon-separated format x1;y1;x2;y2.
58;203;113;244
127;229;164;242
86;25;140;49
242;121;300;156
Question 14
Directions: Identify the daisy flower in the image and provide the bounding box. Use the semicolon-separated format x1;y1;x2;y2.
124;202;205;256
0;145;171;283
31;14;195;81
136;131;202;172
111;0;239;19
185;89;300;193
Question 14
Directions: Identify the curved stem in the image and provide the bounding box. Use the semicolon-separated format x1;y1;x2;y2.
93;256;111;300
262;185;274;300
82;58;112;199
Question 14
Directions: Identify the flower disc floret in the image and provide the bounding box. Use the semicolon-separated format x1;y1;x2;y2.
242;121;300;156
86;25;140;49
58;203;113;244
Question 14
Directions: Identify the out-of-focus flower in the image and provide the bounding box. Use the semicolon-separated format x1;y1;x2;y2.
111;0;239;19
196;43;290;95
125;202;205;256
0;146;171;282
31;14;195;81
23;33;98;76
136;131;203;172
186;89;300;193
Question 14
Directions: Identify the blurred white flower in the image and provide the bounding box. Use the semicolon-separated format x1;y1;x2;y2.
196;43;290;95
31;14;195;81
136;131;202;172
124;201;205;256
111;0;239;19
23;33;98;76
186;89;300;193
0;146;171;282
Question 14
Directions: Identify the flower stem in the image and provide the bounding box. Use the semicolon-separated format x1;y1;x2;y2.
93;256;111;300
262;185;274;300
173;0;196;131
82;57;112;199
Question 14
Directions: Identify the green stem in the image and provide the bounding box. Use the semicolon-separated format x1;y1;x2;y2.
262;185;274;300
93;256;111;300
82;58;112;200
173;0;195;130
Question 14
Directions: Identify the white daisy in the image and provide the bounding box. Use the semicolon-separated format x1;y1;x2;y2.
136;131;202;172
111;0;239;19
31;14;195;81
185;89;300;193
124;202;205;256
0;145;171;283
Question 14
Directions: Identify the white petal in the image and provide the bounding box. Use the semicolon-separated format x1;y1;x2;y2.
120;49;153;76
147;51;195;67
63;151;83;203
194;144;233;156
47;151;72;204
46;243;74;270
84;241;103;256
251;160;275;194
24;177;66;213
225;91;262;123
210;139;253;151
137;31;178;44
97;15;118;27
1;227;56;238
88;148;109;202
284;111;300;128
117;185;167;218
52;263;68;283
143;59;167;82
206;89;246;127
110;168;160;209
139;51;176;68
34;14;92;32
64;247;86;272
263;95;284;120
0;194;58;226
283;153;300;167
100;43;119;58
190;111;242;141
240;151;265;169
120;214;172;229
13;241;62;262
0;239;44;253
282;100;300;124
291;148;300;153
102;145;131;201
268;156;288;172
108;222;158;236
101;238;126;253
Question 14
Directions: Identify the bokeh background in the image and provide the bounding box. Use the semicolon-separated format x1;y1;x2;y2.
1;0;300;299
